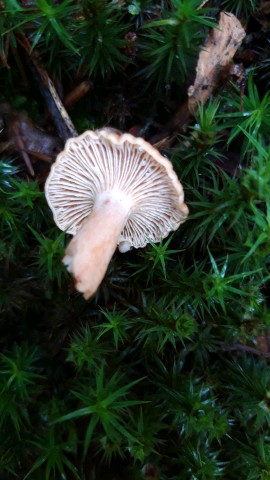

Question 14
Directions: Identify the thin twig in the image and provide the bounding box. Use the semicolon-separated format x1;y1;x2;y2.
12;122;35;176
221;343;270;358
0;32;10;69
26;150;52;164
16;34;78;141
198;1;209;9
63;80;93;109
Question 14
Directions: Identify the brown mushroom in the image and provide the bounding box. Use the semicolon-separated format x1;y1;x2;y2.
45;129;189;299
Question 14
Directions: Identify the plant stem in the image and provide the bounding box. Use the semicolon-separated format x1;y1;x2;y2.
63;192;131;299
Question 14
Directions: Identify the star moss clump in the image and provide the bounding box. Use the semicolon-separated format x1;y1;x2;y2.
0;1;270;479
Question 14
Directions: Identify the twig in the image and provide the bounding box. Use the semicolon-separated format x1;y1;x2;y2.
26;150;52;164
63;80;93;109
198;1;209;9
11;42;29;87
220;343;270;358
16;35;78;141
12;122;35;176
0;32;10;69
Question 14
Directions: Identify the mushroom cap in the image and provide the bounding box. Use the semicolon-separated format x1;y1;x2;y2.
45;129;189;249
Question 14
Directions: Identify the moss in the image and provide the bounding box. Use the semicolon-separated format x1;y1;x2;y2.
0;1;269;478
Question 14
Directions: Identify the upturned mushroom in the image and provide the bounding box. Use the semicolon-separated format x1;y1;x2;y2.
45;129;189;299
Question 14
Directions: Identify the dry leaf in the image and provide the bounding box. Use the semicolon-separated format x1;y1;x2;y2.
0;103;61;175
188;12;246;113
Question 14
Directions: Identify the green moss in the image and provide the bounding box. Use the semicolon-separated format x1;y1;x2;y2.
0;1;270;479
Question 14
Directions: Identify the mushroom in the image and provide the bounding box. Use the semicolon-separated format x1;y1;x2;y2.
45;129;189;299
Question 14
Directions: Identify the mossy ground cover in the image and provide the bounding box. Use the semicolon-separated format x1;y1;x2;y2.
0;1;270;479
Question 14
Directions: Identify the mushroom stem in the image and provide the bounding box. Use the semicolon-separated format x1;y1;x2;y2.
63;193;130;299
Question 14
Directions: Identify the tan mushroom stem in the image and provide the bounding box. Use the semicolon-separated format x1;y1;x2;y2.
63;192;131;300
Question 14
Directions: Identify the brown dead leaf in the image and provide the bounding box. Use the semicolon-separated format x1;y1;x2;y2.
188;12;246;114
0;103;62;175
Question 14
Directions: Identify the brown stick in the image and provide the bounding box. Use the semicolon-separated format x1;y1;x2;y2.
63;80;93;109
12;122;35;176
16;34;78;141
26;150;52;164
220;343;270;358
0;32;10;69
198;1;209;8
